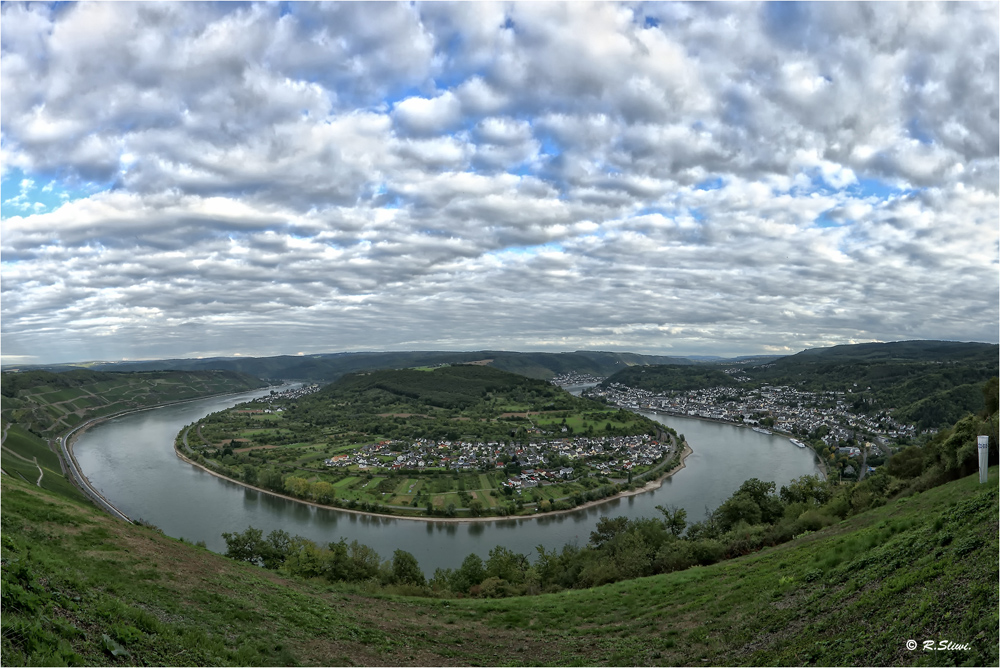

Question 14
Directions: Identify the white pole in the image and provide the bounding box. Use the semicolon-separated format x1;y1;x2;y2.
978;435;989;484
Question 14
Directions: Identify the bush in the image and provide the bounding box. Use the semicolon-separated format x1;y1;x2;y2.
689;539;726;566
477;576;512;598
653;539;696;573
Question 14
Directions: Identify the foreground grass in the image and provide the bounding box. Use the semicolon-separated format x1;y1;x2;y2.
2;469;997;666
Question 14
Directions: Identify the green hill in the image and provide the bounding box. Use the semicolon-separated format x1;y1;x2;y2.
2;464;995;666
601;364;739;392
316;363;588;411
0;369;270;437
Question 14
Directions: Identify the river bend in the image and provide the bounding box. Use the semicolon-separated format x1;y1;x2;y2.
73;387;823;573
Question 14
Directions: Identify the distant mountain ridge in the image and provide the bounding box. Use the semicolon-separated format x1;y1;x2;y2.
12;349;701;382
8;341;996;397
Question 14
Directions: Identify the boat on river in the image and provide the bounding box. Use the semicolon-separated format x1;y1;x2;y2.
752;426;772;435
789;438;807;449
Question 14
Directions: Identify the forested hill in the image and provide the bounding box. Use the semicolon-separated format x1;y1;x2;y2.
0;369;269;437
786;339;997;363
602;340;998;429
313;364;582;411
18;350;698;382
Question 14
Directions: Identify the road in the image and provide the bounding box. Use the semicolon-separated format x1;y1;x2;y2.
58;417;133;523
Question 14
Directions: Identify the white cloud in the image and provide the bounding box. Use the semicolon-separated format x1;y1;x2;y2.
1;1;996;363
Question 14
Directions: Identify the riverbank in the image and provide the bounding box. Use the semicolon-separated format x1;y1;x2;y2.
62;386;281;522
640;408;829;481
173;433;695;524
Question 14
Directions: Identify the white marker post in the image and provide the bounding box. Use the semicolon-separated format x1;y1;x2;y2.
978;435;989;484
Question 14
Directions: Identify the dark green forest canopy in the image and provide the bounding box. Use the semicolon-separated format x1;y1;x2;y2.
313;364;582;411
235;364;663;447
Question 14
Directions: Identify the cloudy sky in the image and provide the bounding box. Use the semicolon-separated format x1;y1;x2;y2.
2;1;998;365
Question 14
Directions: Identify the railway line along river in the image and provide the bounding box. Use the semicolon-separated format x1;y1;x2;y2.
72;385;824;574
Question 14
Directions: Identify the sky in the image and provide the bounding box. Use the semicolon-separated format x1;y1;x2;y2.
2;1;998;366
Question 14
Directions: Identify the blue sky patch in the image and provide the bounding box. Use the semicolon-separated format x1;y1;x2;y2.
849;177;913;200
1;168;99;219
491;242;564;258
695;176;724;191
814;210;841;228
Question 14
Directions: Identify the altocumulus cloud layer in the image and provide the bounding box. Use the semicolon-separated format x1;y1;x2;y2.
1;1;998;364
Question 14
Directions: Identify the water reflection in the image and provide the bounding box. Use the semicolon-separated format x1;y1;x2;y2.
73;391;822;573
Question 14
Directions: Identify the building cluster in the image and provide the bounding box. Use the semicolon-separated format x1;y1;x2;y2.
322;432;674;486
588;383;917;454
234;384;321;415
262;384;321;402
550;372;604;386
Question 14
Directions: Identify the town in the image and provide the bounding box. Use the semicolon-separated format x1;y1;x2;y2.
323;432;676;491
584;381;921;460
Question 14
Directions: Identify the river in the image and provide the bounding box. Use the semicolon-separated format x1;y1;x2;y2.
72;386;823;574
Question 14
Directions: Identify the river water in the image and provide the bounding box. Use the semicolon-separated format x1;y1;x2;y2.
73;386;823;573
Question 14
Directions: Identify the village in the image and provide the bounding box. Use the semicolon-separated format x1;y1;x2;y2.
585;381;920;459
322;432;675;491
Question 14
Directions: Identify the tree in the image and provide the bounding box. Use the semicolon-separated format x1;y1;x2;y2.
391;549;425;586
222;526;265;566
242;464;258;485
656;504;687;537
448;553;486;593
311;481;336;504
590;516;630;549
284;476;311;498
779;475;832;506
220;526;290;569
485;546;529;585
886;445;925;479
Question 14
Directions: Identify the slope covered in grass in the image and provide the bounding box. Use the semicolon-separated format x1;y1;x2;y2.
1;369;270;437
2;468;996;666
0;423;86;501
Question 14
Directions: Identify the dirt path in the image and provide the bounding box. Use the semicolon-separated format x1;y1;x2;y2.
1;443;44;487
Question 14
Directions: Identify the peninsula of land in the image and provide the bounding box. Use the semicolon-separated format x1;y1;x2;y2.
174;365;688;520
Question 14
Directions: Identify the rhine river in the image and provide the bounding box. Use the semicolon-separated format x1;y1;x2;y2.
73;385;823;574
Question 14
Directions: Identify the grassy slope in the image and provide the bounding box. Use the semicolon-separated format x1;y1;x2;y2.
2;468;997;666
1;369;269;437
0;424;87;501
